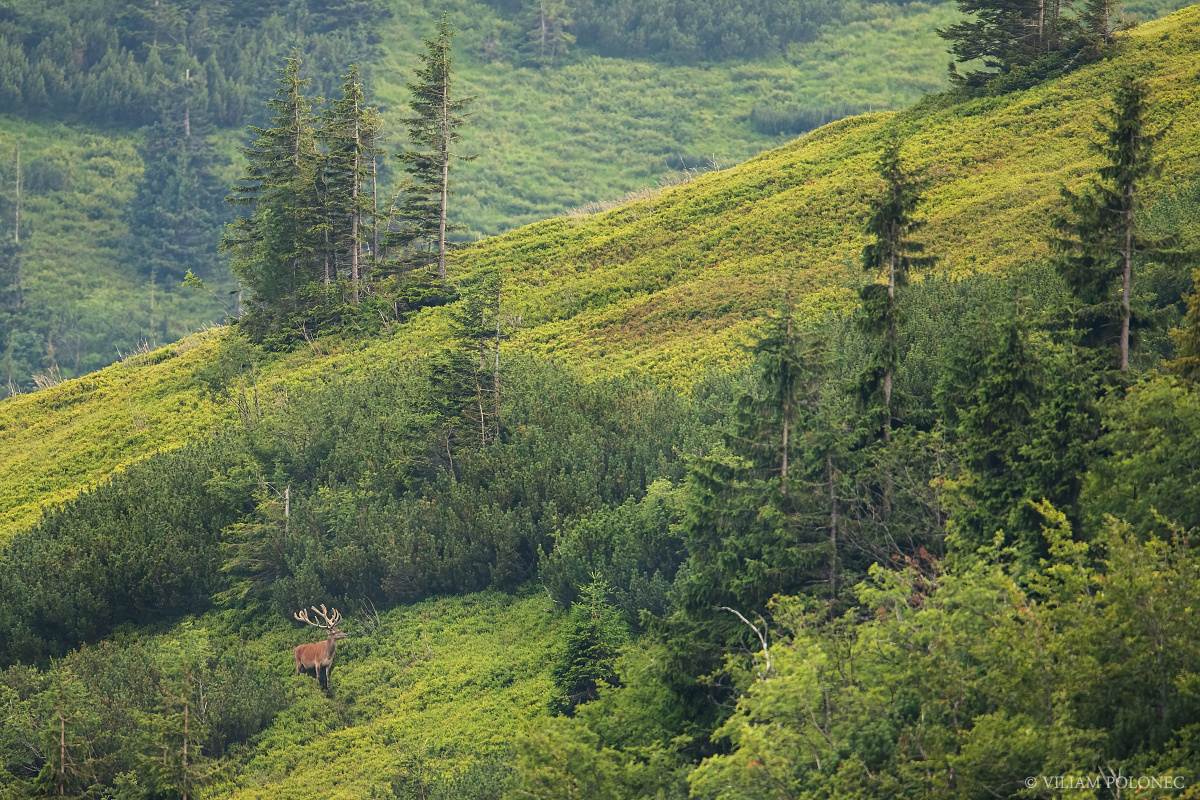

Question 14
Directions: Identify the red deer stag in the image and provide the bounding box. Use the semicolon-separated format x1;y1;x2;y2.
293;604;348;691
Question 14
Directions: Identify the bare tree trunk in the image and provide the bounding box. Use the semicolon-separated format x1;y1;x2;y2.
183;67;191;138
827;453;839;599
540;6;548;61
884;243;896;442
476;375;487;447
324;240;330;284
371;154;379;276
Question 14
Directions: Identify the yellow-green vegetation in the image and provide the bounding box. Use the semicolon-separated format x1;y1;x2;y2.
212;592;557;799
4;5;1200;539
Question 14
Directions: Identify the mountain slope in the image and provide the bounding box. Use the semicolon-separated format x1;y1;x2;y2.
4;0;1194;395
5;5;1200;539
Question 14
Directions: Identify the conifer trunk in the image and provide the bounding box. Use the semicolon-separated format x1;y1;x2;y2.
1121;183;1133;372
781;312;792;490
350;92;361;302
493;285;502;440
828;452;839;599
884;237;896;442
438;66;450;280
371;154;379;275
13;144;19;245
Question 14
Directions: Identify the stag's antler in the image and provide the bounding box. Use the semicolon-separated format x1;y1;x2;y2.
293;604;342;630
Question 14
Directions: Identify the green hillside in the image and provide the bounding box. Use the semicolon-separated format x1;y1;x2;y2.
4;0;1194;396
0;0;959;396
4;5;1200;538
4;7;1200;798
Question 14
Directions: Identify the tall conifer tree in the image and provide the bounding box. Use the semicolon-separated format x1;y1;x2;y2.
393;15;472;279
1053;76;1172;372
129;70;226;288
518;0;576;66
223;56;322;330
320;65;383;302
939;0;1067;85
858;138;932;440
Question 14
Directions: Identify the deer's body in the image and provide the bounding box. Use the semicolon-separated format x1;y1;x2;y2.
292;605;348;692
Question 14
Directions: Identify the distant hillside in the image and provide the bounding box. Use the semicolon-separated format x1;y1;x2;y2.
3;4;1200;539
0;0;972;395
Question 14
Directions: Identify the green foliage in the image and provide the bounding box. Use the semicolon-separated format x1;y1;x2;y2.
223;56;323;332
0;627;286;798
565;0;843;62
1081;375;1200;535
943;317;1099;558
128;94;228;288
392;15;473;279
939;0;1128;88
540;479;684;621
507;644;691;800
550;577;630;714
516;0;576;66
0;353;705;664
0;0;388;127
0;443;237;664
688;521;1200;798
1052;75;1179;371
5;12;1200;797
858;136;933;437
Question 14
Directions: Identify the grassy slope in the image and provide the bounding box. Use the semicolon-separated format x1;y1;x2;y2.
0;118;234;374
0;0;960;391
206;592;557;798
4;7;1200;539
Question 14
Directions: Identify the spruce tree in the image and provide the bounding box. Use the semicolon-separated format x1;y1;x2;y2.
550;576;629;715
939;0;1055;85
732;305;815;489
447;267;504;447
947;315;1097;557
1169;267;1200;382
858;138;932;440
320;65;383;302
1053;76;1172;372
518;0;576;66
223;56;322;333
676;308;832;617
1079;0;1122;48
128;71;226;288
393;15;472;279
